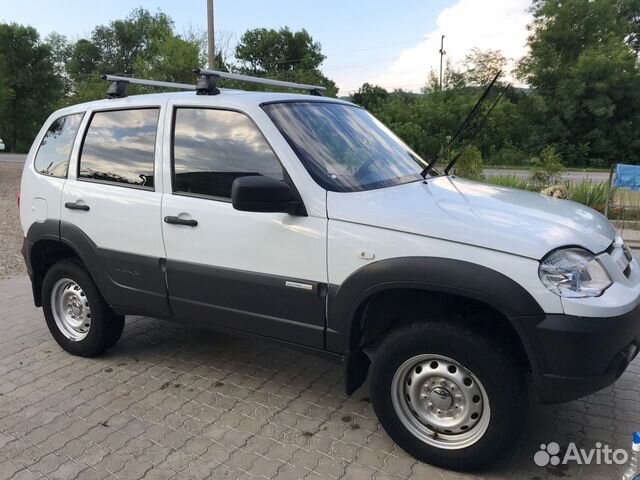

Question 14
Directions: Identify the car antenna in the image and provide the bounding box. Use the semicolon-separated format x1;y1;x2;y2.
443;83;510;175
421;70;502;179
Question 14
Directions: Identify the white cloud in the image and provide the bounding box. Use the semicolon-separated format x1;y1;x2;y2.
351;0;532;93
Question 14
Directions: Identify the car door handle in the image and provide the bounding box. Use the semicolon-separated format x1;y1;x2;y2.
164;216;198;227
65;202;90;211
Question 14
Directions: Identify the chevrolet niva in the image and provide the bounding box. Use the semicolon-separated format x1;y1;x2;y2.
19;71;640;471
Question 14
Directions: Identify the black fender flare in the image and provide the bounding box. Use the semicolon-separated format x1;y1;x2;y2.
24;220;171;318
325;257;545;394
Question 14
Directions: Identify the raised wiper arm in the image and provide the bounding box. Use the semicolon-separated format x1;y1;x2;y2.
421;70;502;179
443;84;510;175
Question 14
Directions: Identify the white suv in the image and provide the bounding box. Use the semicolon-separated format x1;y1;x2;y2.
19;72;640;471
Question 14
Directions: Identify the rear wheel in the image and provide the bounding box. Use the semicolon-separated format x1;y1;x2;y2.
369;322;527;471
42;259;124;357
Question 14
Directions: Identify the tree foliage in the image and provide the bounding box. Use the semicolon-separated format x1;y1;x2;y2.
0;24;62;152
234;27;337;96
352;83;389;111
463;48;507;86
518;0;640;167
0;1;638;170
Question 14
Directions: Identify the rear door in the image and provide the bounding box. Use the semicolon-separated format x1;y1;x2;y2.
60;105;170;318
160;106;328;348
20;112;85;233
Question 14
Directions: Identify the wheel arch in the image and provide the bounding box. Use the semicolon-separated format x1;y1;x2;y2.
326;257;545;395
23;220;102;307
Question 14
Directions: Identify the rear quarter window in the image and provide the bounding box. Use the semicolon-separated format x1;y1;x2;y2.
34;113;84;178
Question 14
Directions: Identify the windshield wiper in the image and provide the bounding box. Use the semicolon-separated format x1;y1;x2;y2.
444;83;510;175
421;70;503;179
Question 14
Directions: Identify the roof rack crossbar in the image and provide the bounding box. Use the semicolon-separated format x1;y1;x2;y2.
194;68;326;96
102;75;195;99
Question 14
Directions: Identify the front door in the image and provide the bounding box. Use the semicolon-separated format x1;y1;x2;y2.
161;106;327;348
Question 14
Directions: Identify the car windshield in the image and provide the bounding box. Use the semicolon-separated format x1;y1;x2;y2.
262;102;428;192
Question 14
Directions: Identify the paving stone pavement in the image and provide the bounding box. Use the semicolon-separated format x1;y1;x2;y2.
1;276;639;480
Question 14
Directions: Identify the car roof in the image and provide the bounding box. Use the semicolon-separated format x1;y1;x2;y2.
53;89;356;116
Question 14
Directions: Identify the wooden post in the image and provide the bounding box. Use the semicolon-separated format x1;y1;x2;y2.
207;0;215;69
604;163;615;219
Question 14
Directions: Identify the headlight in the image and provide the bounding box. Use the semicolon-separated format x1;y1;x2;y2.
539;248;612;298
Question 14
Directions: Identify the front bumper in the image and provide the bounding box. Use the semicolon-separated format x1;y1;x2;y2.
513;303;640;404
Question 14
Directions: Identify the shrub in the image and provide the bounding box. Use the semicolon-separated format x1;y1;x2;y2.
451;145;484;181
485;175;533;191
568;180;610;212
529;146;565;189
487;144;527;167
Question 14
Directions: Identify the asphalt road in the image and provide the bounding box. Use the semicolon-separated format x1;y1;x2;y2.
0;153;27;163
484;168;609;182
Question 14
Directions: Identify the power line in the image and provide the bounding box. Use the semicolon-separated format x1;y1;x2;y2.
240;36;428;70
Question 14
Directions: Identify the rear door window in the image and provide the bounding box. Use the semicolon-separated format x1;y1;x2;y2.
34;113;84;178
79;108;159;189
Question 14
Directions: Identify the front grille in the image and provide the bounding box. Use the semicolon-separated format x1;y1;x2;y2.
608;240;632;278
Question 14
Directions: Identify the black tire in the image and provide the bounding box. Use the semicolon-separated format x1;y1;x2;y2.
41;259;124;357
369;322;527;472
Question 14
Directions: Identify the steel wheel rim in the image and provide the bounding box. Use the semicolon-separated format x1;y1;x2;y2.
51;278;91;341
391;354;491;450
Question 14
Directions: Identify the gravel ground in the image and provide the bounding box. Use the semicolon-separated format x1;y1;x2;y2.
0;163;26;279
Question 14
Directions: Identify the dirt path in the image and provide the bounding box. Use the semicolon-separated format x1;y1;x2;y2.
0;163;26;278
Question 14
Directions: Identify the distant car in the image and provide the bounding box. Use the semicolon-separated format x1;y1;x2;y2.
0;139;5;151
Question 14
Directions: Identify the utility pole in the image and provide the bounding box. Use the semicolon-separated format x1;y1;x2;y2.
439;35;446;90
207;0;215;69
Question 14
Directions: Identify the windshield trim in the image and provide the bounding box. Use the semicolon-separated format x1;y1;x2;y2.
261;101;429;193
259;98;362;109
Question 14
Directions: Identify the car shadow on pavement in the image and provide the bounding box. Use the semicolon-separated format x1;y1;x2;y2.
106;316;636;480
0;275;634;480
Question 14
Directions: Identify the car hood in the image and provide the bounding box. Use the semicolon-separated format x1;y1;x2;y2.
326;176;616;259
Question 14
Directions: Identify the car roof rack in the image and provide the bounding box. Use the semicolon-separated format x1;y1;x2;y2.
193;68;326;96
102;75;195;99
103;70;326;99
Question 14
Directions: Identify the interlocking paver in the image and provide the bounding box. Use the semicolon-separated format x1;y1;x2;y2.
2;275;640;479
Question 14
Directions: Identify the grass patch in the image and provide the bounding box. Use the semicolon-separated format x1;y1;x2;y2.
484;175;536;191
484;164;609;173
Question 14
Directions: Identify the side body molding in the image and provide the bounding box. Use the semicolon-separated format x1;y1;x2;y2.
327;256;545;352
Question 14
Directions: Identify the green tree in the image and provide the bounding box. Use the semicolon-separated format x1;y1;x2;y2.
352;83;389;112
45;32;73;97
518;0;640;167
91;8;173;75
0;23;62;152
236;27;324;74
63;8;206;103
134;35;201;83
463;48;507;86
234;27;337;96
67;39;101;77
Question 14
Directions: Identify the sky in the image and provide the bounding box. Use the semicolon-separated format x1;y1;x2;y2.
0;0;533;94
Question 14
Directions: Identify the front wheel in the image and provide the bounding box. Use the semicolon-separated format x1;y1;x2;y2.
369;322;527;471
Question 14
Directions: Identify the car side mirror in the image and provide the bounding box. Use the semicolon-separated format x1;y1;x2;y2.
231;175;293;213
